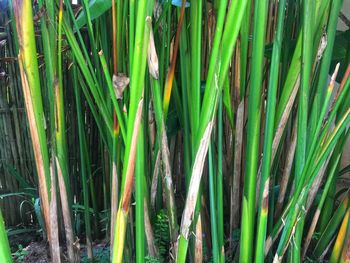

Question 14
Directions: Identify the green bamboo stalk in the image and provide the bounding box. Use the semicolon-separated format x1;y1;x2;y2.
44;0;55;66
279;0;295;87
116;0;123;71
135;123;145;263
159;0;172;88
190;0;202;135
274;0;330;128
162;0;186;118
177;1;247;261
294;44;339;259
308;0;344;142
222;76;233;128
329;206;350;263
198;0;247;150
295;0;314;182
314;192;350;259
110;0;122;255
340;214;350;263
57;0;70;208
12;0;51;240
37;0;55;137
112;2;154;260
302;152;342;258
319;66;350;231
81;0;103;86
216;98;224;262
239;0;252;98
239;0;269;261
0;210;12;263
129;0;135;70
255;0;287;261
110;126;120;256
73;65;93;260
208;143;219;263
178;14;191;185
56;3;75;261
186;2;205;256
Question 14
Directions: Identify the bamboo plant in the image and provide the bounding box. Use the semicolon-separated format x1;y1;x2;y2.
2;0;350;262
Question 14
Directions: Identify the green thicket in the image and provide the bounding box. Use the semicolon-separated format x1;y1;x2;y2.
0;0;349;262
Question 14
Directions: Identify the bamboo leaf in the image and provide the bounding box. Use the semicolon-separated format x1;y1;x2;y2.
76;0;113;29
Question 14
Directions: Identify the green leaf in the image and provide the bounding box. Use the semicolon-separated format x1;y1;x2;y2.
7;228;38;237
2;163;32;189
76;0;113;29
0;192;35;199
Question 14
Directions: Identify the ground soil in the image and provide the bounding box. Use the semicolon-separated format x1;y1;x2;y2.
17;242;51;263
10;233;110;263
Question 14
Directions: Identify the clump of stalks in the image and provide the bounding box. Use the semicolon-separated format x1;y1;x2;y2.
1;0;350;262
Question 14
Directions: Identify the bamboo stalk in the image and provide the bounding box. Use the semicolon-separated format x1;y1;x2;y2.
208;142;219;263
240;0;269;260
50;162;61;263
302;154;342;258
0;210;12;262
229;99;244;253
135;124;145;263
110;0;120;254
330;206;350;262
72;65;93;260
255;0;287;260
177;1;247;260
162;0;186;117
13;0;51;239
56;158;76;263
144;198;158;258
4;1;350;262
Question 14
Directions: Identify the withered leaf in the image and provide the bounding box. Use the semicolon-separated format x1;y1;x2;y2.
112;73;129;99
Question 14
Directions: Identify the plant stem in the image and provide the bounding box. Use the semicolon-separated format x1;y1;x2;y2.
240;0;269;261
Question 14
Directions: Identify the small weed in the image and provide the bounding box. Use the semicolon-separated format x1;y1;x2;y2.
13;245;28;262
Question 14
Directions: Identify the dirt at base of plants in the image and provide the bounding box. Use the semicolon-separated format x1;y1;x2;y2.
15;241;50;263
12;240;110;263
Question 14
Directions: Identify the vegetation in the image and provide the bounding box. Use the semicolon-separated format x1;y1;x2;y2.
0;0;349;262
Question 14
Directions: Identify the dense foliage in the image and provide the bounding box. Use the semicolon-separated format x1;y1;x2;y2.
0;0;350;262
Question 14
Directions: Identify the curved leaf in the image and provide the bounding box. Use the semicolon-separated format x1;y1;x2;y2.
76;0;113;29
